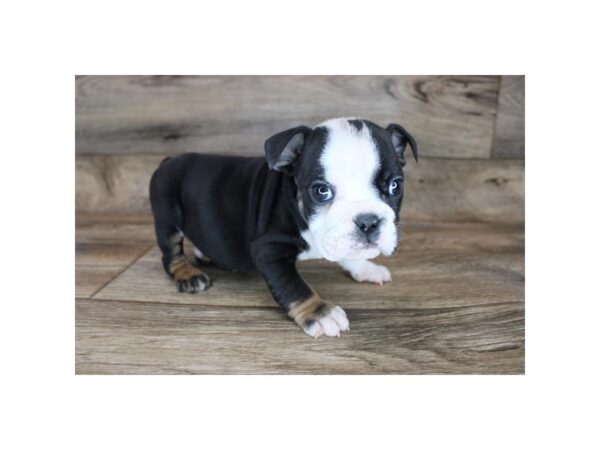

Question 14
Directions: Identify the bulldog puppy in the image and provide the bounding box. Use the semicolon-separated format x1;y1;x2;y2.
149;118;418;337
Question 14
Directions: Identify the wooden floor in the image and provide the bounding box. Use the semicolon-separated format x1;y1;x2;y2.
76;214;525;374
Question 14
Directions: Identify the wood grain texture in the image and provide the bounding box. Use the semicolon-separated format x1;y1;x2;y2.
75;214;154;297
76;75;501;159
76;154;524;222
76;155;160;215
76;242;150;298
492;75;525;159
76;212;155;244
404;157;524;222
76;219;524;374
76;299;524;374
93;221;524;311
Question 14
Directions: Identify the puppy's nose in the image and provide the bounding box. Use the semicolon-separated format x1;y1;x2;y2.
354;213;382;239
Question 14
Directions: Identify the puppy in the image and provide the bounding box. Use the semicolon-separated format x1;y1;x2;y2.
149;118;418;337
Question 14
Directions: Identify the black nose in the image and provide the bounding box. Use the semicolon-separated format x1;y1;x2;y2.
354;213;382;239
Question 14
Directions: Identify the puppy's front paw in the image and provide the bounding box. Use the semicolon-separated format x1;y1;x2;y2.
303;305;350;338
347;261;391;285
289;296;349;338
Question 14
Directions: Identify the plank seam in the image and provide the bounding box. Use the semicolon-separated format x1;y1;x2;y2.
88;244;154;299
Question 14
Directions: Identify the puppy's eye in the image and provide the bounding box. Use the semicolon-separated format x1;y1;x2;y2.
313;183;334;202
388;177;403;196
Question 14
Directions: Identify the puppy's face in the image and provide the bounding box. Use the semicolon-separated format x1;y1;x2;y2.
265;118;418;262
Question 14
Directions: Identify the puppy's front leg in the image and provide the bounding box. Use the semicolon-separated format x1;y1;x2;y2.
251;237;349;337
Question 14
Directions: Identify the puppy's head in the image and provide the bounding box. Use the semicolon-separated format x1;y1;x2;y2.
264;118;418;261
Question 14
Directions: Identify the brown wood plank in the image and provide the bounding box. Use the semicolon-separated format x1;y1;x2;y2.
492;75;525;159
75;214;154;298
76;298;524;374
76;154;524;222
76;212;155;244
76;75;500;159
405;157;524;222
76;242;151;298
76;155;163;217
93;222;524;310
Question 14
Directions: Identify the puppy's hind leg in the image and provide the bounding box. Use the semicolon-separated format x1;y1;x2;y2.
151;202;211;293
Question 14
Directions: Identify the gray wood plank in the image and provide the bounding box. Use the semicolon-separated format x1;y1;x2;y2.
76;242;151;298
76;75;500;159
76;212;155;244
75;215;154;298
76;154;524;222
492;75;525;159
405;157;524;222
76;299;524;374
76;155;161;216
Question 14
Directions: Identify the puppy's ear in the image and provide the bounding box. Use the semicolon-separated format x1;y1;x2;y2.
386;123;419;165
264;126;312;175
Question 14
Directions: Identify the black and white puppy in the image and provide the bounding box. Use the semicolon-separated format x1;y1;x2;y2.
149;118;418;337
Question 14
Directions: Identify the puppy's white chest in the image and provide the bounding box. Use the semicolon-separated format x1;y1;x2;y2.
297;229;323;261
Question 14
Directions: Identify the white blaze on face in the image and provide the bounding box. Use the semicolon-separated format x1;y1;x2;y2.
307;119;397;261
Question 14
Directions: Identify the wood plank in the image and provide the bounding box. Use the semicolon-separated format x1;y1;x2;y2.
76;155;163;216
93;222;524;310
76;75;500;159
76;212;155;244
405;157;524;222
76;242;151;298
76;299;524;374
492;75;525;159
76;154;524;222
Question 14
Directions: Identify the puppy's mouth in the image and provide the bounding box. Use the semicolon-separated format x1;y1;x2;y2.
353;239;379;250
319;238;382;261
354;239;384;253
344;244;382;260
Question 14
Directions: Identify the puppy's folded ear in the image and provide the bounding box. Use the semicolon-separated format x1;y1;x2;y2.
264;126;312;175
386;123;419;165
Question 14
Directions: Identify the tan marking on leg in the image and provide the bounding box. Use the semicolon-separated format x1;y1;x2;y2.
288;291;350;337
288;294;333;326
169;256;203;281
168;256;211;293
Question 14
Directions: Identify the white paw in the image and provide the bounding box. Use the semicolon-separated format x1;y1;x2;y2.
348;261;391;285
303;305;350;338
